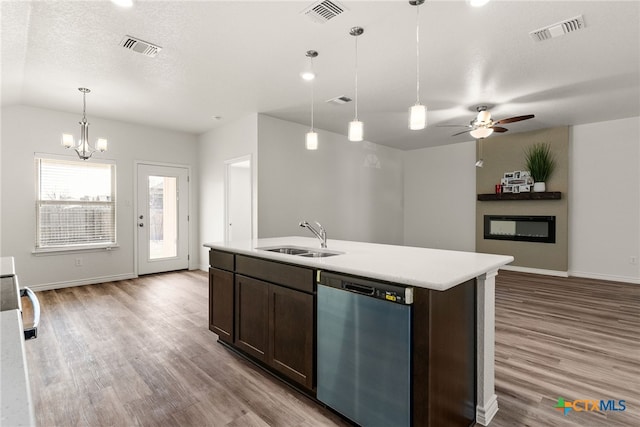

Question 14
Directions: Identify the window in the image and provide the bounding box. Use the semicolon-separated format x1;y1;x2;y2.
35;155;116;250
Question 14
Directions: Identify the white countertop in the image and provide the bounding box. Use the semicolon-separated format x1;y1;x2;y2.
204;237;513;291
1;256;15;278
0;310;36;427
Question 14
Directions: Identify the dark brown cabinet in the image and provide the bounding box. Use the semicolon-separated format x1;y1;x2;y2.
208;250;315;391
209;267;234;343
269;284;314;389
234;275;269;361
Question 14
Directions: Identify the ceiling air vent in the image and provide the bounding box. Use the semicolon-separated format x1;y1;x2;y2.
119;35;162;57
302;0;347;24
326;95;352;105
529;15;585;42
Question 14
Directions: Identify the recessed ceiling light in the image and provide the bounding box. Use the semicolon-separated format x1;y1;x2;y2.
469;0;490;7
111;0;133;8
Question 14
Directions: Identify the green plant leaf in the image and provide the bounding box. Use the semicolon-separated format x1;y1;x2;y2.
525;143;555;183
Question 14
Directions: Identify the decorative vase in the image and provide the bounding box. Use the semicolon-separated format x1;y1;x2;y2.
533;182;546;192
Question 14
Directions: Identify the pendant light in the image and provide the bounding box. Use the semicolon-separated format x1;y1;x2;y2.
304;50;319;150
61;88;108;160
348;27;364;142
409;0;426;130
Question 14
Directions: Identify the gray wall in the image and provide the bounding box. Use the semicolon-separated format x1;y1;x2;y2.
403;141;476;251
198;114;258;269
1;105;199;289
257;115;404;245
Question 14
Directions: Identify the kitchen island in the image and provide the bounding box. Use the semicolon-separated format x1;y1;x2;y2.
204;237;513;426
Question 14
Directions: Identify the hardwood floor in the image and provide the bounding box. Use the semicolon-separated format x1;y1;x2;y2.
23;271;348;427
484;271;640;427
22;270;639;426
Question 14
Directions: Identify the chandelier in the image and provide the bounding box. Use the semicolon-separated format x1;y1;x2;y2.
61;88;107;160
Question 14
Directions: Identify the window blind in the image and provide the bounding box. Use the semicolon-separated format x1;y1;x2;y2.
35;156;116;249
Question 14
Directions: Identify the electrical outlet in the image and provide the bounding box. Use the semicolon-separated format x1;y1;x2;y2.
75;258;83;267
631;256;638;265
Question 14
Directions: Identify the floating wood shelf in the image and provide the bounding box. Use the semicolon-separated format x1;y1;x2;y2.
477;192;562;201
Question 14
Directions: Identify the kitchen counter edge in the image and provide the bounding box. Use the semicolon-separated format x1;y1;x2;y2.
204;237;513;291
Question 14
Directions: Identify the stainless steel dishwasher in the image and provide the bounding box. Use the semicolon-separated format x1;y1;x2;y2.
317;271;413;427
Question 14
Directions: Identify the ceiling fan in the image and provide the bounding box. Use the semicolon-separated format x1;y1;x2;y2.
440;106;535;139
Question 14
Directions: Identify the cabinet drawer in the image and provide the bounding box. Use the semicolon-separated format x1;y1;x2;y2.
236;255;313;293
210;250;235;271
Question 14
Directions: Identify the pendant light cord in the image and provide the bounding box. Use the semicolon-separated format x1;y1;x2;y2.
354;35;359;121
415;3;420;105
310;57;315;130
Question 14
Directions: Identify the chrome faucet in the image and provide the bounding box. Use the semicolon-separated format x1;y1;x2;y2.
299;221;327;248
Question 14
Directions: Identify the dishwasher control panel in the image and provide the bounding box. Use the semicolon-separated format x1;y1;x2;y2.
319;271;414;305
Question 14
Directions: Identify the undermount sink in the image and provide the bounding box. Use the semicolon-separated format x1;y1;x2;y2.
256;245;344;258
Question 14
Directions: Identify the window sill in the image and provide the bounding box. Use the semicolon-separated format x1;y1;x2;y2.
32;245;120;256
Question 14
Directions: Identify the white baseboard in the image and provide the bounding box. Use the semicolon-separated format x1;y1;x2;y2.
500;265;569;277
27;273;137;292
476;394;499;426
199;264;208;272
568;270;640;285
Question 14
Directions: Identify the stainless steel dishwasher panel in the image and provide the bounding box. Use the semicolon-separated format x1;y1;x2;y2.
317;283;411;427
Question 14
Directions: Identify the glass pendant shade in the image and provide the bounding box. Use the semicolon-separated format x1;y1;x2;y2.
477;110;491;123
96;138;108;152
409;104;427;130
348;120;363;142
470;127;494;139
61;133;74;148
305;131;318;150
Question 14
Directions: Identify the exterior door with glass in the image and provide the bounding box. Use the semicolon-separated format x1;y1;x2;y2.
137;164;189;275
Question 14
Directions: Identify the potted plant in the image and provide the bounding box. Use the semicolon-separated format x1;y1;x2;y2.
524;143;555;192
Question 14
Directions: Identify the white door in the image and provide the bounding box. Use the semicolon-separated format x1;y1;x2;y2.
137;164;189;275
225;157;252;241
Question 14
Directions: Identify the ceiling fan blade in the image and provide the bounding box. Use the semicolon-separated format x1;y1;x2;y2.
492;126;509;133
493;114;535;125
451;129;472;137
437;124;471;128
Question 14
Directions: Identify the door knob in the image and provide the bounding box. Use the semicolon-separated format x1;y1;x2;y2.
138;223;144;227
139;215;144;220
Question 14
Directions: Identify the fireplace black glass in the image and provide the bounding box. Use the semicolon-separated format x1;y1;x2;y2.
484;215;556;243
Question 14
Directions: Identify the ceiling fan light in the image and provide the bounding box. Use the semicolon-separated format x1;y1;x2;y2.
409;104;427;130
470;127;494;139
305;131;318;150
61;133;74;148
477;110;491;123
348;120;363;142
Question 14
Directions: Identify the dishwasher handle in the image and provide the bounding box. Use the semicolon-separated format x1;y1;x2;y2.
343;281;375;296
20;287;40;340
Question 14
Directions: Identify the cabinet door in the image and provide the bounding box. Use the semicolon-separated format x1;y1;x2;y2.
235;275;268;361
209;268;234;343
269;284;314;390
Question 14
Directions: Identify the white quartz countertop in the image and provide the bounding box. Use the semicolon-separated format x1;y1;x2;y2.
0;310;36;427
204;237;513;291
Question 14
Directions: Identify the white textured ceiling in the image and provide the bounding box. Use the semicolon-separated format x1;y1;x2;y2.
2;0;639;150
